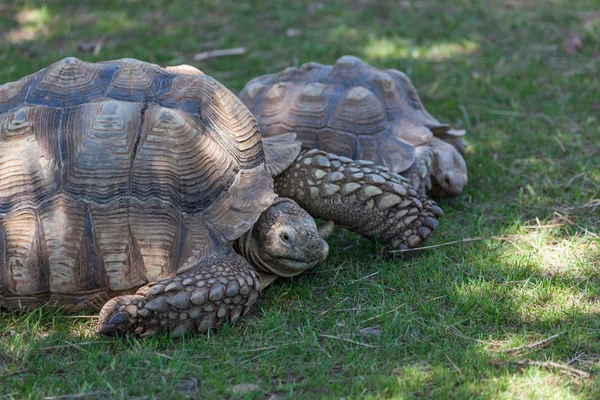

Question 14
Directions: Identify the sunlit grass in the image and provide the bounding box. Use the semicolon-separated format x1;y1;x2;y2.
8;6;52;43
92;11;138;33
363;36;480;61
495;372;580;400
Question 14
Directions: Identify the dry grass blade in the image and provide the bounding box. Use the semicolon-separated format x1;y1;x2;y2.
444;325;503;346
559;173;586;188
483;109;555;125
319;334;377;348
154;352;207;369
155;352;174;360
501;331;565;354
313;261;347;275
37;341;108;351
523;223;565;229
233;340;306;352
320;296;349;315
193;47;246;62
44;391;106;400
390;236;509;253
444;353;463;375
563;199;600;210
348;271;379;284
512;359;591;379
423;295;447;303
0;369;28;377
361;303;406;323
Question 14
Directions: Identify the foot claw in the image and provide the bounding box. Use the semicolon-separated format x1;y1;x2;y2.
430;205;444;217
423;216;439;230
107;311;130;325
98;323;120;337
418;226;432;239
96;255;260;337
97;296;141;337
140;328;160;338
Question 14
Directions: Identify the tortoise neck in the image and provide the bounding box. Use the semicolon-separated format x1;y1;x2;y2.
233;229;273;275
232;197;296;273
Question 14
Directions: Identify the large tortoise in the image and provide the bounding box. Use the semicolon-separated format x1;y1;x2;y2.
0;58;442;337
239;55;468;197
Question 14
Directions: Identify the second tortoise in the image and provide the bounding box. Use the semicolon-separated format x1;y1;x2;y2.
239;55;468;198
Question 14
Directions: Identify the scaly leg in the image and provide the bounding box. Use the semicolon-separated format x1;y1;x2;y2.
275;150;443;250
97;252;259;337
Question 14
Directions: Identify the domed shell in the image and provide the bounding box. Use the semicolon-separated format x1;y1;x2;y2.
239;55;465;174
0;57;274;309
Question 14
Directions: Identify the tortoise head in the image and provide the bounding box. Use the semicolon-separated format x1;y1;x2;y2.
234;132;327;279
235;198;328;279
430;137;468;197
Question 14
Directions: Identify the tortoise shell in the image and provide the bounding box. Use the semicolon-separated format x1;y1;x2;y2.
0;57;274;310
239;55;465;175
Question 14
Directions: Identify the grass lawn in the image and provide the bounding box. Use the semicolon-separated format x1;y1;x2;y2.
1;0;599;398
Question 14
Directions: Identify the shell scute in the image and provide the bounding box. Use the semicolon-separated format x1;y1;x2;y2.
240;55;461;176
105;58;174;103
0;105;61;212
0;74;35;115
62;100;143;202
26;57;117;108
0;57;275;305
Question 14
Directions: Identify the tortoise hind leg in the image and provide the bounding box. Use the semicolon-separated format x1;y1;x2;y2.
275;150;444;250
97;252;259;337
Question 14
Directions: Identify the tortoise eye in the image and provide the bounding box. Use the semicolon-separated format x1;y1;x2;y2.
281;233;290;242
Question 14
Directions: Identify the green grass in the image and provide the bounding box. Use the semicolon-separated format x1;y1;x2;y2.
1;0;599;398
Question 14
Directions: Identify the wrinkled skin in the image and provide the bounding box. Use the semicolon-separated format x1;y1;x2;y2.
430;138;468;197
235;198;329;280
98;198;327;337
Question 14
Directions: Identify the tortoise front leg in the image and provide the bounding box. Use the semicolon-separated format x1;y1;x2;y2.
97;252;259;337
275;150;444;250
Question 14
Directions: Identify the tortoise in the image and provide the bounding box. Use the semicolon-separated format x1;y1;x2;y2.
239;55;468;198
0;57;442;337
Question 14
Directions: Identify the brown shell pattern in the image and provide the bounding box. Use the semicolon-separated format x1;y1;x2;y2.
239;55;462;174
0;57;272;302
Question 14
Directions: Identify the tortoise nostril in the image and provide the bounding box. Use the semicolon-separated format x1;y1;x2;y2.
308;240;320;251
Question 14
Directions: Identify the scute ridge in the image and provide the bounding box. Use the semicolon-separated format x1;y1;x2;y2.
0;58;275;305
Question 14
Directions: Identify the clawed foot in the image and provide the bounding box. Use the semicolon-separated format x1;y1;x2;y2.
275;150;444;250
97;295;149;337
97;254;260;338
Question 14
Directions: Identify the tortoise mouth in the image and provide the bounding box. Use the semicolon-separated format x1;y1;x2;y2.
278;257;317;271
246;198;328;277
431;177;467;198
252;253;315;278
269;237;328;266
262;239;326;277
266;253;319;272
279;255;314;264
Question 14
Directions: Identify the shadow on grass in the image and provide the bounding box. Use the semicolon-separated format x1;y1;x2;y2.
269;235;600;397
